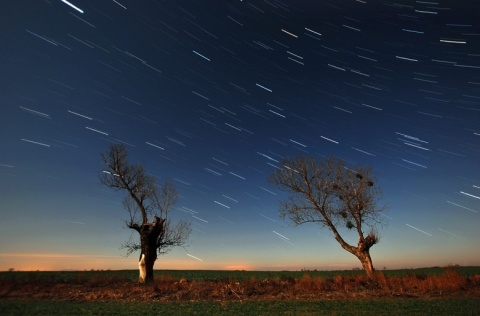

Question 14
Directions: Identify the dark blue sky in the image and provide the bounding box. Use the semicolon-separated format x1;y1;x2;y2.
1;0;479;271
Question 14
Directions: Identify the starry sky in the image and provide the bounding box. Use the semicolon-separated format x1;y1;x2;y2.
1;0;479;272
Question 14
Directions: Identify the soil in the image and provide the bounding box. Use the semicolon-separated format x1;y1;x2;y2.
1;277;480;302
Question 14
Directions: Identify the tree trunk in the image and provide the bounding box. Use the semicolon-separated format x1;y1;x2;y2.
138;218;165;283
138;253;156;283
356;249;375;277
138;233;158;283
142;248;156;283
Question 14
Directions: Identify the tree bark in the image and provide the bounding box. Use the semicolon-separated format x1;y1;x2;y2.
142;247;156;283
138;218;165;283
356;249;375;277
139;231;157;283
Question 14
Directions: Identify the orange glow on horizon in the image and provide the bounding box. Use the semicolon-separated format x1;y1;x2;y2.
0;253;133;271
2;252;479;272
222;265;252;271
0;253;254;271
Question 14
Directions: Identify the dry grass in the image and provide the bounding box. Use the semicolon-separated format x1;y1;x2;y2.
1;267;479;302
149;267;480;300
292;268;473;296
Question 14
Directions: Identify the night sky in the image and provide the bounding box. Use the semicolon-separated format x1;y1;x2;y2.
1;0;479;271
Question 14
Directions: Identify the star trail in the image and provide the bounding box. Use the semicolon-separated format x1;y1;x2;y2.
0;0;479;271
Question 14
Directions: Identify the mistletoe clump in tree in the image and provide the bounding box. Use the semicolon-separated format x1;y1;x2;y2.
270;156;387;277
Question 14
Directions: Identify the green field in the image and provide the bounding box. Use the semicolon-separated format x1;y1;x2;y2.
2;265;479;282
1;299;479;315
1;267;479;315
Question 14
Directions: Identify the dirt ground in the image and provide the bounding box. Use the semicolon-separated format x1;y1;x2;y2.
1;275;480;302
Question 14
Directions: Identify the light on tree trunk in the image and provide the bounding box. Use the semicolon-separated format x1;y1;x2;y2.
139;253;146;283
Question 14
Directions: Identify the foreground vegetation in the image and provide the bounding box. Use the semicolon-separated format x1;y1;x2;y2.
3;265;480;282
1;266;479;315
2;299;480;316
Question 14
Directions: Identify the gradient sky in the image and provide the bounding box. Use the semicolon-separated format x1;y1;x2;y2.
1;0;479;272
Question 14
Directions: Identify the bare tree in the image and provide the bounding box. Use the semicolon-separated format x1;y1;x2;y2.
100;144;191;283
269;156;386;276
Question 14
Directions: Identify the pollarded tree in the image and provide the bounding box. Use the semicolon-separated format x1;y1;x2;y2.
100;144;191;283
269;156;386;277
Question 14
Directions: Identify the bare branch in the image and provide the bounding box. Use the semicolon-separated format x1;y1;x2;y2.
152;178;178;219
158;219;192;255
100;144;191;279
270;156;387;276
101;144;152;224
120;233;141;257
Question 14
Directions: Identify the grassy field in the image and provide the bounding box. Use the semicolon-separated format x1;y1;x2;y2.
2;265;479;282
1;266;479;315
1;299;480;315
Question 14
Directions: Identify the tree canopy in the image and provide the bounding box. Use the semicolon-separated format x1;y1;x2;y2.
100;144;191;282
270;156;387;276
